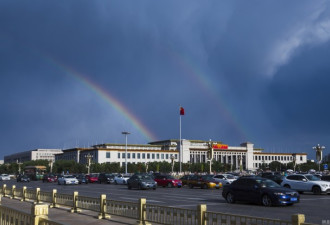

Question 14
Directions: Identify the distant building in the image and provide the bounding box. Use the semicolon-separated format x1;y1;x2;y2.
0;160;3;165
55;139;307;171
4;149;63;163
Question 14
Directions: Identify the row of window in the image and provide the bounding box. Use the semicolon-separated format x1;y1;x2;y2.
105;152;178;160
254;155;303;161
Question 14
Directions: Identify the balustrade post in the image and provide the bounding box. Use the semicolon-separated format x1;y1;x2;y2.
11;185;16;199
137;198;150;225
197;204;207;225
2;184;6;197
50;189;57;208
292;214;305;225
70;191;80;213
31;204;49;225
21;186;27;201
35;187;40;204
98;194;110;219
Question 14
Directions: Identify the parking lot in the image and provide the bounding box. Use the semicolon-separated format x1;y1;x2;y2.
2;179;329;224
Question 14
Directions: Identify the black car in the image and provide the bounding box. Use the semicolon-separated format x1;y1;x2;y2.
17;174;30;182
75;174;88;184
98;173;114;184
127;173;157;190
222;177;299;206
321;175;330;182
258;172;284;184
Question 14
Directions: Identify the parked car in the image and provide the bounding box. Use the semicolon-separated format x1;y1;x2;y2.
86;174;99;183
258;172;284;185
57;175;79;185
114;174;130;184
154;174;182;188
213;174;236;186
98;173;115;184
16;174;30;182
75;174;88;184
321;175;330;182
222;177;299;206
180;174;194;186
188;175;221;189
281;174;330;195
42;174;57;183
0;174;11;181
127;173;157;190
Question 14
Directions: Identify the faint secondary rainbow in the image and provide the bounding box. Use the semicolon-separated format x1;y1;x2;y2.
169;49;248;140
47;58;157;142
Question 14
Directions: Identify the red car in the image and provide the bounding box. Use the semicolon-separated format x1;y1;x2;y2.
42;174;57;183
86;174;99;183
154;174;182;188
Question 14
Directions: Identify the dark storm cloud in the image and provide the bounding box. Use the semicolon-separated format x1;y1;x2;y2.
1;0;330;160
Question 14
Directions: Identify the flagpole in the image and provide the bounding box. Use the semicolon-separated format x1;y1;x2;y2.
179;113;182;173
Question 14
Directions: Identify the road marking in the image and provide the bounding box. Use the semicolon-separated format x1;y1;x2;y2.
186;198;206;200
300;197;330;201
169;203;225;207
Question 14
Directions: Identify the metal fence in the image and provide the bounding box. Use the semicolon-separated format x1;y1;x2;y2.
0;184;316;225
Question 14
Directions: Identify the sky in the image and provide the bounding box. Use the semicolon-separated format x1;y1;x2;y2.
1;1;330;161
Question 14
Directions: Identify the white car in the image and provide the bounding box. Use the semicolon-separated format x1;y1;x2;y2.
114;174;130;184
213;174;236;185
0;174;11;181
281;174;330;195
57;175;79;185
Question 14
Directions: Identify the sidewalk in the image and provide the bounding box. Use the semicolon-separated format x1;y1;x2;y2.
1;197;138;225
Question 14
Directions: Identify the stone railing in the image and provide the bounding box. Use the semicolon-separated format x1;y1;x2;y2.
0;184;316;225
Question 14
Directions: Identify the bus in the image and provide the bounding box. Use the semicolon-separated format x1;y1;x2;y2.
24;165;47;180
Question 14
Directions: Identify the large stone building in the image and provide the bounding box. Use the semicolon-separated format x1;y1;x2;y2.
55;139;307;171
4;149;63;163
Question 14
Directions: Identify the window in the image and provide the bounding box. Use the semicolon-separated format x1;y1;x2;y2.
166;154;169;159
161;154;164;159
157;154;160;159
127;153;130;159
132;153;135;159
118;153;121;159
147;154;150;159
300;156;303;161
142;153;145;159
137;153;140;159
106;152;110;158
175;154;178;159
152;154;155;159
122;153;125;158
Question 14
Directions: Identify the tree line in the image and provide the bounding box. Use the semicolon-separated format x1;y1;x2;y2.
0;159;329;175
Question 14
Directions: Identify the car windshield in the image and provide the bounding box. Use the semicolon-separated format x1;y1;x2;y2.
65;175;75;178
202;175;214;181
305;175;321;181
256;179;281;188
137;175;152;180
166;175;175;179
224;175;235;179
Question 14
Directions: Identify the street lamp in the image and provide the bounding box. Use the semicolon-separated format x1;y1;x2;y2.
85;153;93;174
292;153;297;172
122;131;130;174
16;159;22;175
313;144;325;171
170;155;175;174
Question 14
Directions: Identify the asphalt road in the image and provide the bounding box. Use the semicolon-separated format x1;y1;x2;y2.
3;180;330;224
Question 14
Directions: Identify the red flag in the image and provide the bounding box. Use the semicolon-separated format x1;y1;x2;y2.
180;107;185;115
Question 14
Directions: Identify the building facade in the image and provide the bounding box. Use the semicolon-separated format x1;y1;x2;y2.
55;139;307;171
4;149;63;163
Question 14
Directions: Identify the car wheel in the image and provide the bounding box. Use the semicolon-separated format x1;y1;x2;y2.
283;184;291;189
153;187;156;190
261;195;272;207
312;186;321;195
168;183;173;188
226;192;235;204
189;184;193;189
138;184;142;190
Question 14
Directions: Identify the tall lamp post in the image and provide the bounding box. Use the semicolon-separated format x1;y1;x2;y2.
16;159;22;175
170;155;175;174
122;131;130;174
85;153;93;174
313;144;325;171
292;153;297;172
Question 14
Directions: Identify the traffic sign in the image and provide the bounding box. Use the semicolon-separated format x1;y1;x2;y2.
324;164;328;170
